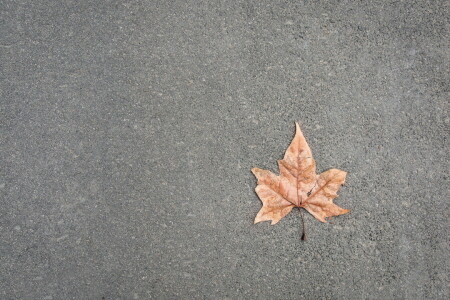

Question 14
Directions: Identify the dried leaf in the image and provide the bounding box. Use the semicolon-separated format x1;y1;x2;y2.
252;122;349;231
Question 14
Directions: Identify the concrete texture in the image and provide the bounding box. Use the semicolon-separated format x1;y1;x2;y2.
1;0;448;299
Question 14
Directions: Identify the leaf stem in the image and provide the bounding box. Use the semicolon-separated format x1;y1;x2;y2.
299;208;307;240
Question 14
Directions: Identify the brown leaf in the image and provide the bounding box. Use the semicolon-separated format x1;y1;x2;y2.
252;122;349;227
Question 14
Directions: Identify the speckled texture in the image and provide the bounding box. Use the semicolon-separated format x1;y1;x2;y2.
1;0;448;299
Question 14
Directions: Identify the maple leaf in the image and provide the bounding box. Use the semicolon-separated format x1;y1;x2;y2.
252;122;349;237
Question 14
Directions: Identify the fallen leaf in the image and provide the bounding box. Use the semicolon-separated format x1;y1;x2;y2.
252;122;349;237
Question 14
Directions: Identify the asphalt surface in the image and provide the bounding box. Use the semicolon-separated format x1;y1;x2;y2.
1;1;448;299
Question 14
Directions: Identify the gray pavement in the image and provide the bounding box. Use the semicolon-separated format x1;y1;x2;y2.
1;0;448;299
